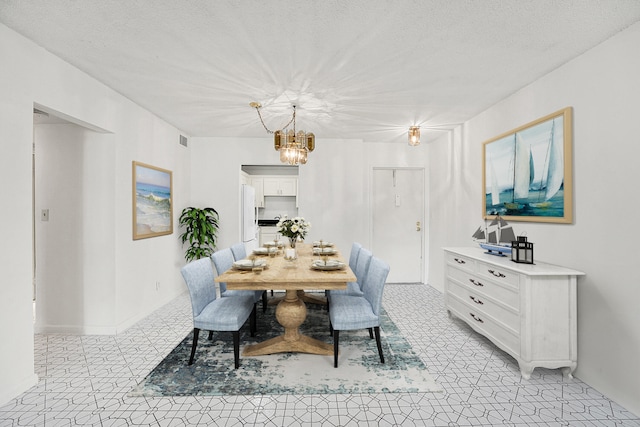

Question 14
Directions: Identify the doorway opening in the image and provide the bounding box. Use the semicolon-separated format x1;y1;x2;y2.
32;104;111;333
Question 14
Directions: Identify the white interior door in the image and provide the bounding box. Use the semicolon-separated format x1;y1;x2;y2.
372;168;424;283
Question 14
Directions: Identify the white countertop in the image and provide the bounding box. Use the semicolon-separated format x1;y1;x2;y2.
444;246;585;276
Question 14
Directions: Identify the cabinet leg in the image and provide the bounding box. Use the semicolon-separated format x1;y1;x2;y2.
562;365;576;379
519;362;534;380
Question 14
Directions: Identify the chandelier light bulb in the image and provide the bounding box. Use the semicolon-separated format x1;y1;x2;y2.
409;126;421;146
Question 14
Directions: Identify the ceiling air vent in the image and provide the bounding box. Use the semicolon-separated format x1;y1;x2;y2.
179;135;188;147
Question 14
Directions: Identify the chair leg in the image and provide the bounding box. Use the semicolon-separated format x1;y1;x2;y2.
208;331;213;340
188;328;200;365
262;290;268;312
333;330;340;368
232;331;240;369
250;305;257;337
368;328;374;339
329;321;333;335
270;290;274;296
374;326;385;364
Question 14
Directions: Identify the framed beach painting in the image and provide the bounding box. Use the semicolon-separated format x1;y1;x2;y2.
132;161;173;240
482;107;573;223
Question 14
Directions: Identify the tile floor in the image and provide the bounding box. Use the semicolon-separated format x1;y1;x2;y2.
1;284;639;426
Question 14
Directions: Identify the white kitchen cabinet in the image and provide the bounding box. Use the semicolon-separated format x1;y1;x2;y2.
443;247;584;379
251;178;265;208
263;177;297;196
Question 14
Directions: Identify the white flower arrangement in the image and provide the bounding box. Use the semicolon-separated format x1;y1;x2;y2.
277;216;311;241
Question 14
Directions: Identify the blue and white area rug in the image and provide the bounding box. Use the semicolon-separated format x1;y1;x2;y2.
130;298;442;396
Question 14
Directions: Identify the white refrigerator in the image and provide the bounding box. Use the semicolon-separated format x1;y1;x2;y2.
241;184;258;252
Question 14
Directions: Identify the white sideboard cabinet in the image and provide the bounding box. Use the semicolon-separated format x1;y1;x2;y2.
443;247;584;379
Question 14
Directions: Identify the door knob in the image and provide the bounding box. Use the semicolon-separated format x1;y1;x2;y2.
416;221;421;231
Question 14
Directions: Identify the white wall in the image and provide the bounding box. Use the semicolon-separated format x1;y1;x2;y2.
0;23;189;405
428;22;640;416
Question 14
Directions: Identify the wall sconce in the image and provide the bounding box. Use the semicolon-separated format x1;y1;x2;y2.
408;126;420;146
511;236;534;264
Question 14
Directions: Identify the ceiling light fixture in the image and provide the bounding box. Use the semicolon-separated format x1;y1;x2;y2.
408;126;421;146
250;102;315;165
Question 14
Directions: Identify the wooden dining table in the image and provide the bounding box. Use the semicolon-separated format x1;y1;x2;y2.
215;243;356;356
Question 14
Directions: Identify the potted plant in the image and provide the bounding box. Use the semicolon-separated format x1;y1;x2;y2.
178;207;220;262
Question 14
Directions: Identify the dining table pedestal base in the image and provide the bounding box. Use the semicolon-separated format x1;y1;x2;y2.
243;289;333;356
267;290;327;307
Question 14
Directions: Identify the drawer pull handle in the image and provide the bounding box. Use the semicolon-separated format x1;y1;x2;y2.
469;296;484;305
454;258;466;264
488;269;506;278
470;313;484;323
469;279;484;287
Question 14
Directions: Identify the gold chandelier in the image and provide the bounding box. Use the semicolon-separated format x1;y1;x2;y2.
250;102;315;165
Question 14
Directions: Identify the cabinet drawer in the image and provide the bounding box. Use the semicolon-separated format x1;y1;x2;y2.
446;252;475;274
447;296;520;356
476;261;519;289
447;267;519;310
447;280;519;331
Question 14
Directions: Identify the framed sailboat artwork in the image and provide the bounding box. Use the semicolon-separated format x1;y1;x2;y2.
482;107;573;224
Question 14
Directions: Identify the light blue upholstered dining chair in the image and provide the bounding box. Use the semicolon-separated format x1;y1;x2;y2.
348;242;362;270
325;242;362;301
329;256;390;368
328;246;372;299
212;247;267;313
180;257;256;368
229;243;268;312
230;242;247;261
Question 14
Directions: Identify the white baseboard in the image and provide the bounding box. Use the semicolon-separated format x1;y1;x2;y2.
33;290;188;335
115;289;188;334
0;373;38;407
34;323;117;335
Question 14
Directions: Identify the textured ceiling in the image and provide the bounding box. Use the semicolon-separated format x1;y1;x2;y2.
2;0;640;143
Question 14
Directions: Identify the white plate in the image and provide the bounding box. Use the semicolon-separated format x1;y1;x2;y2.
313;241;334;247
233;259;267;270
313;247;337;255
313;259;342;267
253;247;278;255
311;260;345;271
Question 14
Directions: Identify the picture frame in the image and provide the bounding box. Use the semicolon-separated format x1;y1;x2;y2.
132;161;173;240
482;107;573;223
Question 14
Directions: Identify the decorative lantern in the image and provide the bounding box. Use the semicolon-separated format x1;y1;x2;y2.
511;236;534;264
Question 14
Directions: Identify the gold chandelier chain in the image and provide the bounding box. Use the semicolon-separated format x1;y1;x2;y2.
254;105;295;134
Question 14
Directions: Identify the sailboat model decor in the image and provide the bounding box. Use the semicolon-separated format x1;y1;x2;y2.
472;215;517;257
